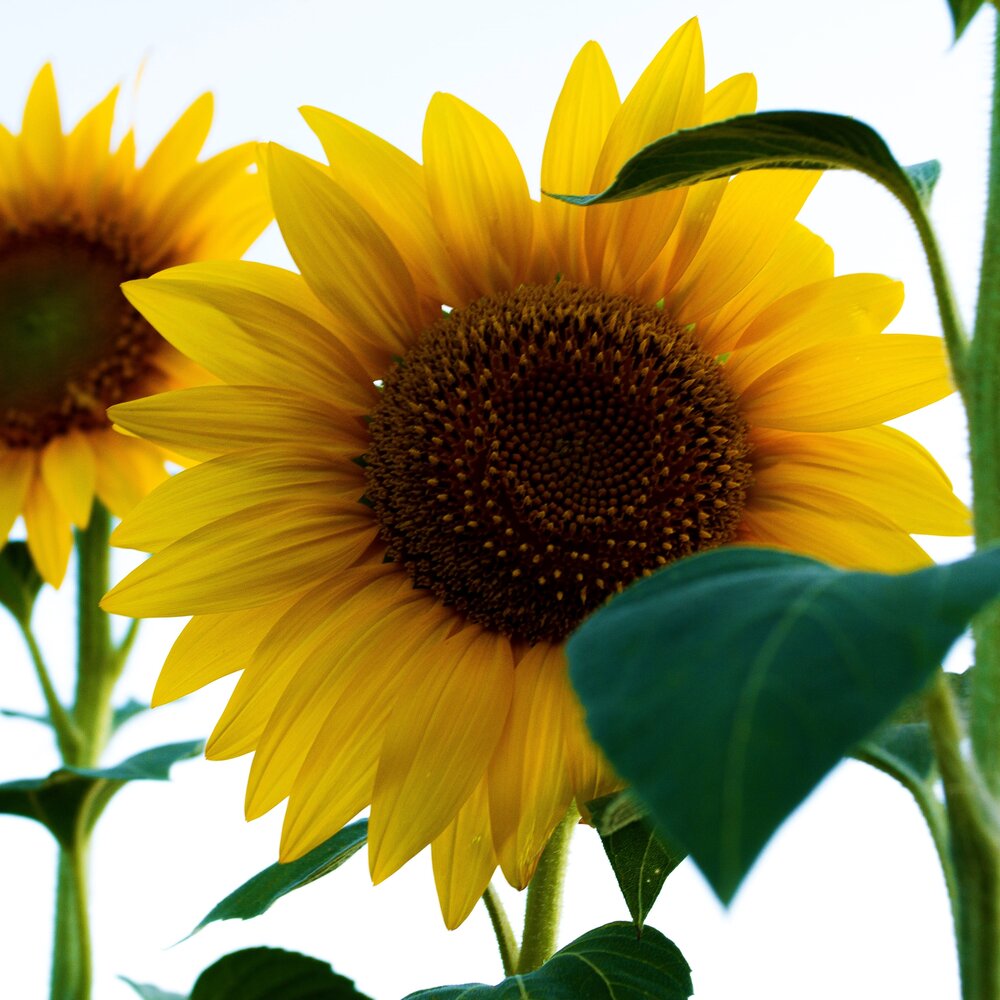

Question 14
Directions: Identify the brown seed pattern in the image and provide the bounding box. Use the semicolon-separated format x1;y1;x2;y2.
366;282;753;643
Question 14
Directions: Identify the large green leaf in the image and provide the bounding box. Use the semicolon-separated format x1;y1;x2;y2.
590;793;685;931
405;922;691;999
549;111;931;224
0;541;43;625
123;948;372;1000
0;740;203;846
945;0;988;39
567;547;1000;903
190;820;368;935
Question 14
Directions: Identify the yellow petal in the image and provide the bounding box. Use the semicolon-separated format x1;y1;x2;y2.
0;449;35;538
562;674;623;811
488;642;574;889
369;627;514;883
108;385;368;462
422;93;534;296
301;106;469;307
277;596;457;859
740;493;932;572
138;93;213;203
750;426;970;536
432;778;498;929
65;86;119;209
540;41;620;283
737;334;954;431
41;431;96;529
266;143;423;358
113;445;361;553
587;19;706;289
670;170;821;323
152;600;296;705
23;472;72;587
21;65;63;190
92;431;168;519
102;499;376;617
123;266;377;413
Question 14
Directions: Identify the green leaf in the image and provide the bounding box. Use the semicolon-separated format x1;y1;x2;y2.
945;0;987;39
189;947;372;1000
190;820;368;936
404;922;692;999
0;541;43;624
568;547;1000;903
589;794;685;931
121;979;186;1000
549;111;927;223
905;160;942;207
0;739;203;846
111;698;150;734
0;707;51;725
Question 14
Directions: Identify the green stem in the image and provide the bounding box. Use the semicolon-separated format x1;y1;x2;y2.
482;883;519;976
926;673;1000;1000
516;810;576;974
968;11;1000;798
51;836;92;1000
17;620;80;761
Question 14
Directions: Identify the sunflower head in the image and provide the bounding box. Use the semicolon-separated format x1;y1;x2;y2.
0;65;272;585
104;19;968;929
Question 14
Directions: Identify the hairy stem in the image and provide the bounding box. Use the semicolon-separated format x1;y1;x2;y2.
482;883;519;976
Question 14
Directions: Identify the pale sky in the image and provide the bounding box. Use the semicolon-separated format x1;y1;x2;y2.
0;1;993;997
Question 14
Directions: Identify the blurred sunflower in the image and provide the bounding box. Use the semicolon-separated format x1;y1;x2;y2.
103;19;967;927
0;66;271;585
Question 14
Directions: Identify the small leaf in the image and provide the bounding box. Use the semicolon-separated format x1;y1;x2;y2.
590;794;685;931
549;111;929;228
0;541;44;624
0;707;51;725
0;740;203;846
120;978;187;1000
905;160;942;207
111;698;149;734
404;922;692;999
189;947;372;1000
190;820;368;935
855;722;935;790
945;0;987;39
568;547;1000;903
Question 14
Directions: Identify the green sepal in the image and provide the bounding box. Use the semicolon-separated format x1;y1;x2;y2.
905;160;942;207
0;541;43;625
548;110;930;225
589;793;685;931
0;739;203;846
568;547;1000;904
945;0;988;39
123;948;372;1000
404;922;692;999
189;820;368;936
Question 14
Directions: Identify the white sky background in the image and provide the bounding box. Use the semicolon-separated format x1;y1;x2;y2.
0;0;993;997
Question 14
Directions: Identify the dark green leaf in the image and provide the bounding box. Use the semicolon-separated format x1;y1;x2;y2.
568;547;1000;903
189;947;372;1000
549;111;927;225
855;722;935;789
111;699;149;734
0;541;43;624
120;978;186;1000
589;795;684;931
945;0;987;39
190;820;368;936
0;740;203;846
589;789;648;837
405;922;691;999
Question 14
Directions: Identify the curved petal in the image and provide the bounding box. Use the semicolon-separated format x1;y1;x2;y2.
0;449;35;538
137;92;213;204
92;431;168;519
41;431;96;529
21;65;63;191
23;472;72;587
369;626;514;883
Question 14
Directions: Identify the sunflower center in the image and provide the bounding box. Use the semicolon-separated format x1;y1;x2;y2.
0;228;160;447
366;282;753;643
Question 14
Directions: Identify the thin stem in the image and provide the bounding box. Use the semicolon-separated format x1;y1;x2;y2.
111;617;140;674
968;9;1000;797
17;620;80;760
926;672;1000;1000
482;883;519;977
516;810;577;974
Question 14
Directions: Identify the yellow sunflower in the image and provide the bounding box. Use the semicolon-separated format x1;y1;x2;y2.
0;66;271;585
102;19;968;928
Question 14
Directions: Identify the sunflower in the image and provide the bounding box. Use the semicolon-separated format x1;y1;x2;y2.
102;19;968;928
0;66;271;585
